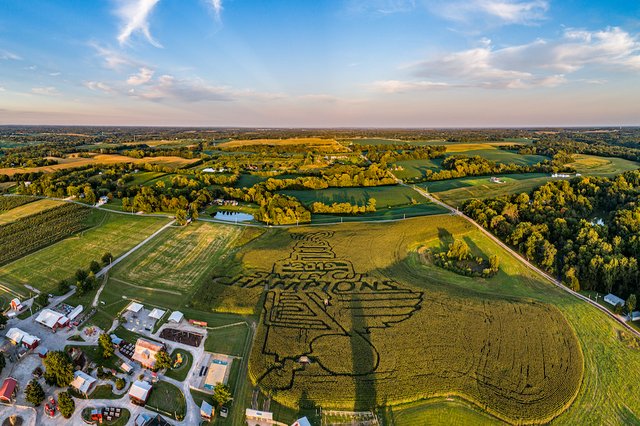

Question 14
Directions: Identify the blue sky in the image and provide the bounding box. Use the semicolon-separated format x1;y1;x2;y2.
0;0;639;126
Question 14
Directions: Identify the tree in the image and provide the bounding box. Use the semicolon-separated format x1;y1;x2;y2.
115;378;125;390
0;313;7;330
154;350;172;371
89;260;101;274
627;294;637;314
57;391;75;418
35;293;49;307
101;252;113;266
24;379;45;406
447;239;471;261
75;269;88;282
212;384;232;407
57;279;70;294
175;209;187;226
84;186;96;204
43;351;74;387
489;255;500;271
99;333;114;359
0;353;5;375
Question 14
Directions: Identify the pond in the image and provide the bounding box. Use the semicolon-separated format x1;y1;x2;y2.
213;211;254;222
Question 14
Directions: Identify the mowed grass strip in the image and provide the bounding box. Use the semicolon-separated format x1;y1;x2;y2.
0;211;169;294
109;222;242;293
0;198;64;224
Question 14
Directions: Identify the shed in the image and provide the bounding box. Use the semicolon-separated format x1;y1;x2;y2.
604;293;625;307
67;305;83;321
167;311;184;323
631;311;640;321
293;417;313;426
110;334;123;346
0;377;17;403
37;346;48;358
71;370;97;396
127;302;144;313
9;298;22;311
129;380;152;405
120;361;134;374
149;308;166;320
200;400;214;421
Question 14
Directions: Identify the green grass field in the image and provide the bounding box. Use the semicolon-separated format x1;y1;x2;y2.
282;185;421;208
204;323;249;357
568;154;639;176
0;211;169;296
204;215;640;424
146;380;186;420
165;349;193;382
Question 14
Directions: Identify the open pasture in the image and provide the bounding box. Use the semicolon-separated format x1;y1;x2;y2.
458;148;547;165
393;158;443;180
282;185;420;208
0;198;64;224
109;222;242;293
219;137;347;151
568;154;639;177
0;211;169;295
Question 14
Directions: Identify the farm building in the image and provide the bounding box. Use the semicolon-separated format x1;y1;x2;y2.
71;370;97;396
9;298;23;311
35;308;69;330
133;413;170;426
604;293;625;307
631;311;640;321
120;361;134;374
110;334;124;346
37;346;48;358
5;328;40;349
148;308;166;320
292;418;312;426
246;409;274;426
67;305;84;321
129;380;152;405
132;338;165;369
168;311;184;323
0;377;18;403
204;358;231;391
200;400;214;421
126;302;144;313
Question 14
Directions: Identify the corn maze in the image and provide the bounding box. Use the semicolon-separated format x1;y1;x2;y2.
219;230;583;424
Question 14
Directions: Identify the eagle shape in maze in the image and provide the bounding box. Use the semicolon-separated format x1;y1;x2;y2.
226;231;423;384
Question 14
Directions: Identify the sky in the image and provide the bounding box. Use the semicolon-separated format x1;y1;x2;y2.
0;0;639;127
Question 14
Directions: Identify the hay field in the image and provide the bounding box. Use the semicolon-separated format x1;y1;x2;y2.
109;222;242;293
0;198;64;224
0;154;198;175
568;154;639;177
0;211;169;296
218;137;347;151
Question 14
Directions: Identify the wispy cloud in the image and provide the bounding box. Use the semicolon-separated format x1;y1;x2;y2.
31;87;59;96
424;0;548;25
130;74;232;102
115;0;162;47
209;0;223;21
92;43;141;70
347;0;416;15
126;67;154;85
376;27;640;92
84;81;115;94
0;49;21;60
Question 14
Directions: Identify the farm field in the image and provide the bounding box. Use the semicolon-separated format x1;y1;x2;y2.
568;154;639;176
456;148;547;165
218;137;347;151
0;211;169;296
0;154;198;176
381;398;501;425
0;198;64;224
109;221;242;294
423;173;555;206
203;323;249;357
201;215;640;424
282;185;421;208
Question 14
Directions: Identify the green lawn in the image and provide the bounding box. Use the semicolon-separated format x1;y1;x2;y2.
146;380;187;421
165;349;193;382
0;211;169;295
65;344;121;371
204;323;249;357
381;398;502;425
282;185;419;208
568;154;639;177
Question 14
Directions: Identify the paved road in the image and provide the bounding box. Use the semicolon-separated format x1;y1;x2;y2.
409;183;640;340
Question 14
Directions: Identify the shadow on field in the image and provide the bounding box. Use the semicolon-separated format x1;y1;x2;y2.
437;227;454;250
351;296;378;410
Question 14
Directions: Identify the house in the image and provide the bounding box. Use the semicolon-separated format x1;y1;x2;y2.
148;308;166;321
5;328;40;349
489;177;504;184
167;311;184;324
35;308;69;330
0;377;18;403
129;380;152;405
126;302;144;314
9;298;23;311
292;418;312;426
200;400;214;421
71;371;97;396
133;413;170;426
246;409;274;426
604;293;625;307
132;338;165;369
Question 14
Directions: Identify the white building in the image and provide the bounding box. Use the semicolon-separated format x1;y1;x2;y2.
148;308;166;320
167;311;184;323
5;328;40;349
35;309;69;330
71;371;97;396
604;293;625;307
126;302;144;314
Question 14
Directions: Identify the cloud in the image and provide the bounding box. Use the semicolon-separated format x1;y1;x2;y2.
31;87;59;96
0;86;5;92
424;0;548;25
130;74;233;102
386;27;640;91
209;0;223;21
347;0;416;15
115;0;162;47
126;67;154;85
0;49;21;60
49;72;61;76
92;43;141;70
84;81;114;94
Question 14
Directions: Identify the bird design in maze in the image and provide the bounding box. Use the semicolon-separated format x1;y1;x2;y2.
225;231;423;388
